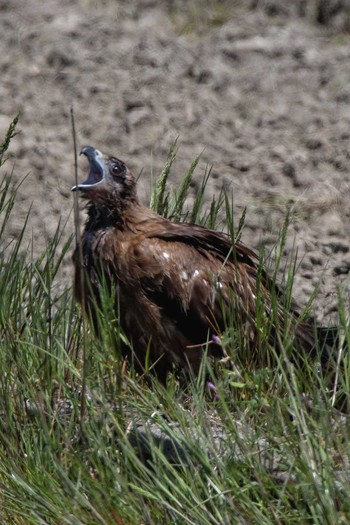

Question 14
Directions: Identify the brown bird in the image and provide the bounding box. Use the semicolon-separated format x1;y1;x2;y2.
72;146;335;381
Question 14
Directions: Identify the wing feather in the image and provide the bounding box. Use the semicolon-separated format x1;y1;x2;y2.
118;222;269;348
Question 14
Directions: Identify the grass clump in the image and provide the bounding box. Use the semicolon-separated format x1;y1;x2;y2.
0;118;350;524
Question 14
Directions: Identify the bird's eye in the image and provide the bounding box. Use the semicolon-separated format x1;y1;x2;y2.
109;158;126;180
112;164;121;175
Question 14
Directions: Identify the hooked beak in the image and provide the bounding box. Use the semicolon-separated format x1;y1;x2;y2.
71;146;106;192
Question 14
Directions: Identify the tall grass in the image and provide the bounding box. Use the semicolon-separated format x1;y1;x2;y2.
0;118;350;524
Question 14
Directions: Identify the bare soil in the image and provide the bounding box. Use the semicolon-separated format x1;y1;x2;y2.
2;0;350;322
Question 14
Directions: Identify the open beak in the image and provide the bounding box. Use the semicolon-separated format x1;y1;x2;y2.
71;146;106;191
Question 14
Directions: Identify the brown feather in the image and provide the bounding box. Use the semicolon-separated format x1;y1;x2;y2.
72;146;334;380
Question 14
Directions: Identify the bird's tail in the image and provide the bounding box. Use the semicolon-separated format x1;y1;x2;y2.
315;324;338;358
294;320;343;367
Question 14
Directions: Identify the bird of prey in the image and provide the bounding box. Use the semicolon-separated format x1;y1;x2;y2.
72;146;334;381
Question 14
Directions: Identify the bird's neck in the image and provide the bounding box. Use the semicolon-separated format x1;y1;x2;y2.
85;198;155;231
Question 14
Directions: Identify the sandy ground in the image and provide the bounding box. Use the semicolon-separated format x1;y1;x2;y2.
2;0;350;323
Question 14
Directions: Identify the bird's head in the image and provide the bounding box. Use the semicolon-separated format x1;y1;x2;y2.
72;146;137;209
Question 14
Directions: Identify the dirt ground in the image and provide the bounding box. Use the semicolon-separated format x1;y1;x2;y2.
2;0;350;323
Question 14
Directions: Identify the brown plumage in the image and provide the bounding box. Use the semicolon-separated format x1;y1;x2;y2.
72;146;334;381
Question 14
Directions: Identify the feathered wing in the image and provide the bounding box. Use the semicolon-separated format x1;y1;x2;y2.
111;220;296;369
132;221;329;365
